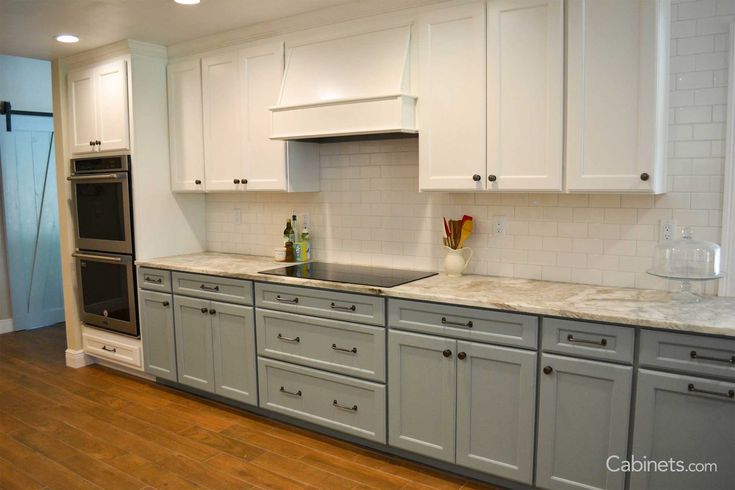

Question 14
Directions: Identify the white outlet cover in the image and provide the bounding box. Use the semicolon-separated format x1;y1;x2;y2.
659;219;677;242
494;215;507;236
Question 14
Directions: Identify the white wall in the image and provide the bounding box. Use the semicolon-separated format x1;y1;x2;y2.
206;0;733;294
0;55;52;322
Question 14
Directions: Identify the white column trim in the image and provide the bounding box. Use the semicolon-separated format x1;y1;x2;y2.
720;23;735;296
65;348;95;368
0;318;14;334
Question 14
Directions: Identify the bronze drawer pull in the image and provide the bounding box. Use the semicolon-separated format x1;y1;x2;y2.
333;400;358;412
200;284;219;292
332;343;357;354
279;386;302;397
441;317;473;328
567;334;607;347
101;345;117;353
275;295;299;304
277;333;300;343
330;302;356;312
690;350;735;364
688;384;734;399
145;276;162;284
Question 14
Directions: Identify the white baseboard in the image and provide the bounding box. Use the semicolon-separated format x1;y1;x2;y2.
0;318;14;334
65;348;95;368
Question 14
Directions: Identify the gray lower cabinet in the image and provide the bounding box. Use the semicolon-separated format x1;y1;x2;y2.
629;369;735;490
140;290;177;382
388;330;456;463
456;341;536;484
174;295;215;392
212;301;257;405
536;354;632;490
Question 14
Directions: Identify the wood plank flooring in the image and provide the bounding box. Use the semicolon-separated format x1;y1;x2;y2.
0;325;503;490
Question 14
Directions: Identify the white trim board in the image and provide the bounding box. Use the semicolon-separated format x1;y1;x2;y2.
65;348;95;368
720;23;735;297
0;318;14;334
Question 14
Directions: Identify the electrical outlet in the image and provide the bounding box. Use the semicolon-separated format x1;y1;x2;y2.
660;219;677;242
493;215;507;236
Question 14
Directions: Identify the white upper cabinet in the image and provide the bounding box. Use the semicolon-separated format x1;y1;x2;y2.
168;59;205;192
566;0;670;193
202;51;242;192
418;2;487;191
486;0;563;191
67;59;130;154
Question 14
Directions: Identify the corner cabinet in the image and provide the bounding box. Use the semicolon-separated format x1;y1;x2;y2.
565;0;670;193
67;59;130;155
169;40;319;194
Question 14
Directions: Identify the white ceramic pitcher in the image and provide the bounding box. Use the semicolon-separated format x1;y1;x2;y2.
444;246;473;277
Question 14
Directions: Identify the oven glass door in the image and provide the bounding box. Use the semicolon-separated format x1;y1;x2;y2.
70;173;132;254
73;252;138;336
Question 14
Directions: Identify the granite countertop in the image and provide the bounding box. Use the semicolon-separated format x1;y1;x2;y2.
136;252;735;338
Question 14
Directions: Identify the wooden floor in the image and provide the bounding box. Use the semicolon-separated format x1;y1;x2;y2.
0;325;503;490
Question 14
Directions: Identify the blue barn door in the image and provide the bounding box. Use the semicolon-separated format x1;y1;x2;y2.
0;114;64;329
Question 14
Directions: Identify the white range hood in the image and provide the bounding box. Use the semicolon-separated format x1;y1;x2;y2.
270;25;417;140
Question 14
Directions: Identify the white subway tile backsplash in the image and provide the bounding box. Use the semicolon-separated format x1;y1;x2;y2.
205;4;728;294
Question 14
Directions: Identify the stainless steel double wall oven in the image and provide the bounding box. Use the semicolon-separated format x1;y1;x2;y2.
69;154;138;336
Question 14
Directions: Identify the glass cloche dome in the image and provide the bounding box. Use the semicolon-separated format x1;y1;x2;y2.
648;227;724;302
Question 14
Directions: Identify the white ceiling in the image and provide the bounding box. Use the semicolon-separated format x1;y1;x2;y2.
0;0;359;60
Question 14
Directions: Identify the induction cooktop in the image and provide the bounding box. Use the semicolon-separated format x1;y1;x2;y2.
259;262;437;288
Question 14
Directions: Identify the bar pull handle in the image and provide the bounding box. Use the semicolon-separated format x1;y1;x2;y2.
688;384;734;399
280;386;302;397
332;343;357;354
275;295;299;304
567;334;607;347
277;333;300;343
441;317;473;328
690;350;735;364
330;302;356;312
101;345;117;353
72;252;128;264
333;400;358;412
67;173;125;181
145;276;163;284
200;284;220;292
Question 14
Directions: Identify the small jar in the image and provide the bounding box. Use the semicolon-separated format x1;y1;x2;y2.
274;247;286;262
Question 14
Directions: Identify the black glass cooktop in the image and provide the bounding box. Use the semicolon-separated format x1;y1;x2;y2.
259;262;437;288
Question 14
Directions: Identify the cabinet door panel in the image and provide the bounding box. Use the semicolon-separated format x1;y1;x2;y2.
202;51;242;191
94;60;130;152
173;295;214;392
630;369;735;490
140;290;177;381
168;59;205;192
487;0;563;191
67;67;97;154
240;42;287;191
566;0;669;192
418;2;486;191
536;354;632;490
211;301;257;405
388;330;456;462
456;341;536;484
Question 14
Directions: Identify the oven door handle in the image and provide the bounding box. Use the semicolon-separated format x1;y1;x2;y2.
67;173;127;181
72;252;131;264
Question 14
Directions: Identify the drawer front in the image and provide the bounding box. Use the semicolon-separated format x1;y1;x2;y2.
258;358;386;443
542;318;635;364
138;267;172;292
257;309;386;382
82;329;143;369
388;299;538;349
255;283;385;326
640;330;735;380
173;272;253;305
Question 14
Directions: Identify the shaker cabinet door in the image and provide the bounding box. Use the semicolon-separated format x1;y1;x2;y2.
168;59;206;192
536;354;632;490
173;295;215;392
94;59;130;152
67;66;98;154
417;1;487;191
456;341;536;484
388;330;457;462
630;369;735;490
140;290;177;382
211;301;258;405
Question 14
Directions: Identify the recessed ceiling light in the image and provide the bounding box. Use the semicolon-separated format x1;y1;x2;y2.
55;34;79;43
174;0;200;4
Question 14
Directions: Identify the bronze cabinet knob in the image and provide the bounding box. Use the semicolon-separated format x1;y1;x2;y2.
472;174;481;182
233;179;241;184
543;366;553;375
457;352;467;360
442;349;452;358
488;175;497;182
640;172;650;181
